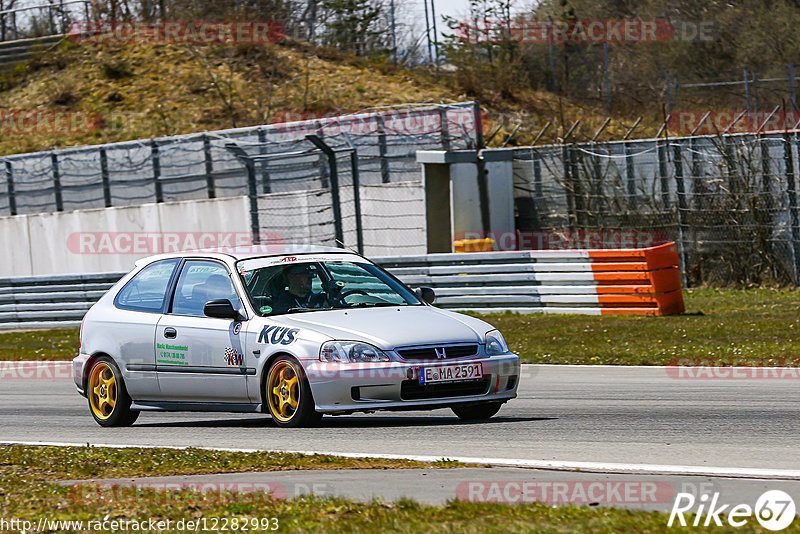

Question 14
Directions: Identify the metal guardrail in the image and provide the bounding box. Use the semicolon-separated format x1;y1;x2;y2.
0;249;684;330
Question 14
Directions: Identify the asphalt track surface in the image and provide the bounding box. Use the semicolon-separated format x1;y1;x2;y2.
2;364;799;475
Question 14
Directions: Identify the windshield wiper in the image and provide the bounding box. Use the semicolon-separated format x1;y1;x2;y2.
283;307;336;314
348;302;400;308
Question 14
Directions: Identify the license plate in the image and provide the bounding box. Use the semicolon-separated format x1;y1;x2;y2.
419;363;483;384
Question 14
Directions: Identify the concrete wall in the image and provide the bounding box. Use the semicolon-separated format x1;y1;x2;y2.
0;183;428;277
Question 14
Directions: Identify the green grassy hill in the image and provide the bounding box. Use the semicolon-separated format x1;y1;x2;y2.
0;38;664;156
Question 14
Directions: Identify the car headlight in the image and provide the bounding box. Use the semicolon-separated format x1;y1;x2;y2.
485;330;509;355
319;341;391;363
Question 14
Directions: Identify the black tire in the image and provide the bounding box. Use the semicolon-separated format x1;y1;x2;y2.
87;356;139;427
265;356;322;428
451;401;503;421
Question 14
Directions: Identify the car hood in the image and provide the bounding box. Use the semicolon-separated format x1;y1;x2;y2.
272;306;492;349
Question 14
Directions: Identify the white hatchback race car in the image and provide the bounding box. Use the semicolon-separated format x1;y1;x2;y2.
73;246;520;427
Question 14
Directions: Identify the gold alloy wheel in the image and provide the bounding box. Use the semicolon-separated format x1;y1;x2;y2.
268;361;300;422
89;362;117;420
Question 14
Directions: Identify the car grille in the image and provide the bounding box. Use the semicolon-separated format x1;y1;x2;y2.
396;344;479;361
400;376;491;400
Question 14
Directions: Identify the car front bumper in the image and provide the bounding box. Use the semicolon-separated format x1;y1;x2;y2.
304;354;520;413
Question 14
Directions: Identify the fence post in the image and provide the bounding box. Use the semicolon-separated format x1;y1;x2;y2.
377;115;390;183
665;72;672;114
202;134;215;199
472;101;484;149
787;132;800;284
151;140;163;203
99;147;111;207
532;147;542;198
570;146;584;227
760;136;771;205
314;122;330;189
349;147;364;254
257;128;271;194
603;42;611;110
657;139;670;208
439;107;451;150
624;142;636;209
672;142;689;282
563;144;576;230
4;160;15;216
744;69;751;114
51;152;63;212
691;137;703;210
305;135;344;246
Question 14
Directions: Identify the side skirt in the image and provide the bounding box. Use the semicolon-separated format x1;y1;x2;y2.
130;401;263;413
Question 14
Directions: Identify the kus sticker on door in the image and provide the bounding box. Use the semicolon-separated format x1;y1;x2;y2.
258;325;300;345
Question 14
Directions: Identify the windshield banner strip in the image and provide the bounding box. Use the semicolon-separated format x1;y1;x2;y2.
237;254;371;271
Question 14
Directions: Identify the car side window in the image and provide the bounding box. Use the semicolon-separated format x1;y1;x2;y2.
114;259;179;313
171;261;242;317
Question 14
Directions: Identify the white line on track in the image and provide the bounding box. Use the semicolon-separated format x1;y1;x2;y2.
3;440;800;480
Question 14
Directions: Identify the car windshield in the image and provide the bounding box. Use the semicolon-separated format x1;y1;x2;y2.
237;258;421;316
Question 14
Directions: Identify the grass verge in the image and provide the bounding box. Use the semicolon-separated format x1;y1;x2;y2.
2;289;800;365
0;445;775;533
478;288;800;365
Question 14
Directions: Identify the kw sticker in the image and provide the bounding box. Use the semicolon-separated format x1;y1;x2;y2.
258;325;300;345
224;347;244;366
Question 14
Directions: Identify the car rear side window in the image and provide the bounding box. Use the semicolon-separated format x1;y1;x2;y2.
171;261;242;317
114;259;179;313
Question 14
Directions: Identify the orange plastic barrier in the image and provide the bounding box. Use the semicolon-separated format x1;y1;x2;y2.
588;242;684;316
453;238;495;253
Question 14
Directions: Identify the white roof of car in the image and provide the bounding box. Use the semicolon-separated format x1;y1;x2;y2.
134;245;358;267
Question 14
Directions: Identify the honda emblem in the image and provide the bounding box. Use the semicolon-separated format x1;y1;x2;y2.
435;347;446;359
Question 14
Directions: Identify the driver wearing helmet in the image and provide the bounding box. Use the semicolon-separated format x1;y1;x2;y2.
272;263;330;311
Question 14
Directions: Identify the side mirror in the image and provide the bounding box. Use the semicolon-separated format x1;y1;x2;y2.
415;287;436;305
204;299;243;320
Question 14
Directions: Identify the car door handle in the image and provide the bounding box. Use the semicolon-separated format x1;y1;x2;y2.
164;327;177;339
